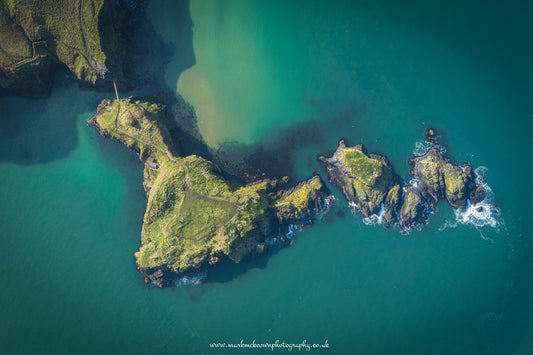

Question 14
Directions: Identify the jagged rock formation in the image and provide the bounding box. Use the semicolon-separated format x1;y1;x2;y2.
274;175;329;224
88;96;329;287
0;0;126;96
410;149;484;210
319;129;486;229
318;140;402;225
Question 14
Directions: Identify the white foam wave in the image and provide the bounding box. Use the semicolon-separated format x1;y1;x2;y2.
424;201;434;215
413;141;446;156
398;222;424;236
265;236;278;246
348;201;358;211
317;195;335;220
453;166;502;230
175;273;207;286
265;223;304;246
454;200;500;228
479;230;495;244
363;203;385;225
438;220;458;231
323;195;335;208
286;223;302;239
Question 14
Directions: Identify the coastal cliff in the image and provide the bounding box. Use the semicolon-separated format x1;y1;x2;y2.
88;97;329;287
319;129;485;229
0;0;126;97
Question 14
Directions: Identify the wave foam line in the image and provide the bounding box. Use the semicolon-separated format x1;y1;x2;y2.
363;203;385;225
175;272;207;286
413;140;446;157
453;166;502;230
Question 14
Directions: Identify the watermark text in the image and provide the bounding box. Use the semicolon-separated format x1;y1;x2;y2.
209;339;329;351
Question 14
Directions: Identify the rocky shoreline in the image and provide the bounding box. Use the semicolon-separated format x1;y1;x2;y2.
4;2;492;288
319;129;485;229
89;96;331;288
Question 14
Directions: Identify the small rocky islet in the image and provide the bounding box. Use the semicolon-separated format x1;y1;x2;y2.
2;0;489;287
319;129;485;229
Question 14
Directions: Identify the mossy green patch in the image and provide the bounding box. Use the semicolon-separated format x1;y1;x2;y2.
275;175;325;221
134;158;273;272
320;141;398;216
167;190;237;241
95;97;179;160
418;154;446;189
413;150;473;208
443;164;467;196
386;184;401;206
341;148;393;189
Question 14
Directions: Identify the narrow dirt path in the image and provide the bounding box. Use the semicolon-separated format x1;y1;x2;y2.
1;40;46;66
2;1;99;70
79;0;92;63
112;82;238;241
79;0;106;77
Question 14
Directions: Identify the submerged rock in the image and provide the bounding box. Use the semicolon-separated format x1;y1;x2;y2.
426;127;439;145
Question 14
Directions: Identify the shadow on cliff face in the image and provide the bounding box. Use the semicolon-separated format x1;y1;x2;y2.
203;247;283;285
0;0;196;166
124;0;210;161
120;0;195;94
195;202;349;287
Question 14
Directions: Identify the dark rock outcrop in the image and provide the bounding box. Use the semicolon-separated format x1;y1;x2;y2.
274;174;330;224
398;187;426;228
320;129;486;229
318;139;401;222
410;148;484;210
383;184;402;225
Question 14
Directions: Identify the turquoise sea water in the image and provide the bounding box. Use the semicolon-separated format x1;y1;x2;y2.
1;0;533;354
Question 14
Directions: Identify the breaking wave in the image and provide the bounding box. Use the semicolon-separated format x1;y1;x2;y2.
443;166;502;236
413;140;446;157
175;273;207;286
265;224;303;246
317;195;335;220
363;203;385;225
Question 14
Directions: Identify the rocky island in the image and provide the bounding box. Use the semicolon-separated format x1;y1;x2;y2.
2;1;493;287
88;95;329;287
319;129;486;229
88;89;488;286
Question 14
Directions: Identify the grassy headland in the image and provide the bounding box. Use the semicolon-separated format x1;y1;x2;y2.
89;97;329;284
